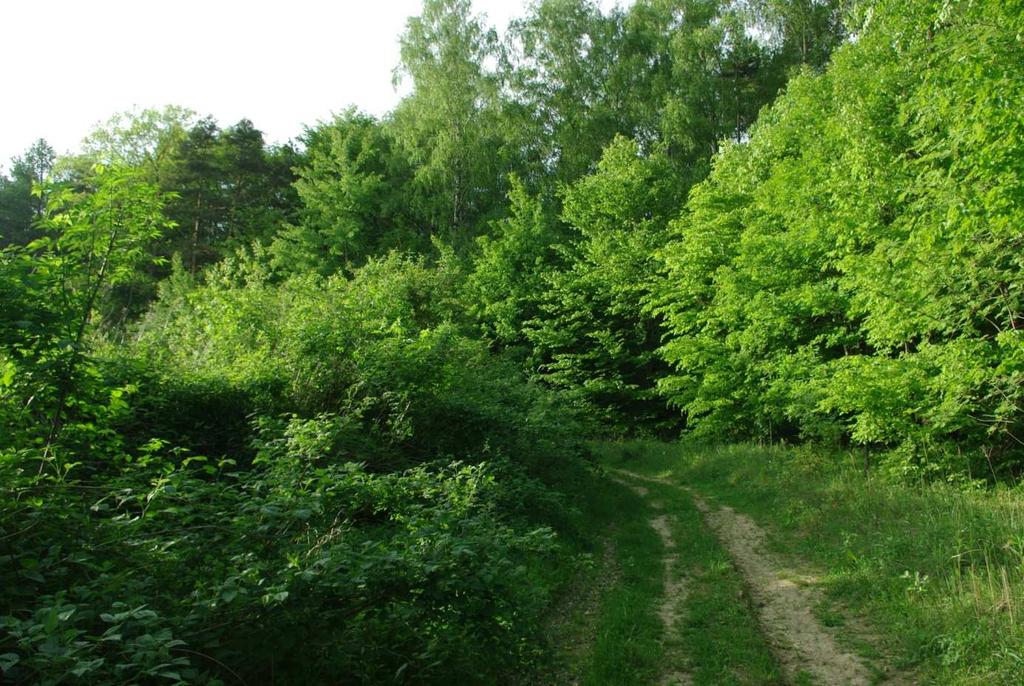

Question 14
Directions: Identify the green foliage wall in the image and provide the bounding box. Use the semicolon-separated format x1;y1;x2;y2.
270;111;422;274
2;221;588;683
525;137;686;430
652;0;1024;477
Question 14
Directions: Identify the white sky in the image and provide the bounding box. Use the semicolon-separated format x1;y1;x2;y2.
0;0;622;172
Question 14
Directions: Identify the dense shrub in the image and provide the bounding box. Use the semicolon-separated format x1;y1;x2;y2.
1;247;589;683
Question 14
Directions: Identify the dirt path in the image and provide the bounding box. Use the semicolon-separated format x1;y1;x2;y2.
613;469;876;686
696;499;872;685
612;477;693;686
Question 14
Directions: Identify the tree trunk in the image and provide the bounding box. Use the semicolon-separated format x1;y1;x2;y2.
42;222;122;472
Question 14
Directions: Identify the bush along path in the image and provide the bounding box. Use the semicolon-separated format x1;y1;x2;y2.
590;441;929;685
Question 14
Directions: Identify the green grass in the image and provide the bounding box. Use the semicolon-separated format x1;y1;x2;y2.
599;440;1024;685
530;458;780;685
577;474;665;685
617;471;782;685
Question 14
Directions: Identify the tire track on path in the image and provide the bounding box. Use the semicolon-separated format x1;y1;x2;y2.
613;469;876;686
611;476;693;686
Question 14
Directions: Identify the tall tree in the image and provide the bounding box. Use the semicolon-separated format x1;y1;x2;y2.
466;175;563;353
526;137;685;430
1;166;171;465
0;139;55;246
271;110;418;275
749;0;849;68
391;0;508;242
72;106;196;185
217;119;299;249
504;0;625;185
